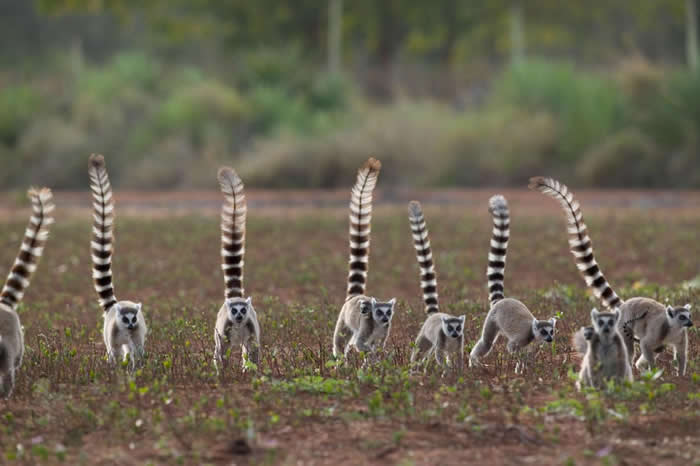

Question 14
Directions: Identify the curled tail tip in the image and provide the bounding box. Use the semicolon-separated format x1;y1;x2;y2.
363;157;382;173
217;166;242;189
408;200;423;218
488;195;508;214
88;153;106;170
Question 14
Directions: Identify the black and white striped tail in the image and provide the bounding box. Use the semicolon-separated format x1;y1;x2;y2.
218;167;246;299
347;157;381;299
0;188;54;310
89;154;118;312
529;177;622;309
487;195;509;305
408;201;439;314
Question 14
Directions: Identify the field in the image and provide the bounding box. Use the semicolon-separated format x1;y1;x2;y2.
0;190;699;465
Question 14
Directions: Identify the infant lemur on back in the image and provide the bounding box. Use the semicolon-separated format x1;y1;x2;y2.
213;167;261;373
469;195;557;373
333;158;396;359
89;154;147;371
407;201;465;372
0;188;54;398
573;308;633;390
530;177;694;376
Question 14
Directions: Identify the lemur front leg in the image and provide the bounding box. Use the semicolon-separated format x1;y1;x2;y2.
506;339;526;374
673;332;688;376
636;339;656;372
213;329;228;374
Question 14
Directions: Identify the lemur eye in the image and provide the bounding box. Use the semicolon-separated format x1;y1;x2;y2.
598;320;604;326
455;325;461;332
540;329;548;336
679;315;687;320
131;317;137;324
240;308;247;314
385;309;392;316
122;317;129;324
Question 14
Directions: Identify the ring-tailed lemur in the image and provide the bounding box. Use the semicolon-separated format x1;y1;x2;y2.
333;158;396;359
0;188;54;398
530;177;694;375
469;195;556;374
213;167;261;373
408;201;465;372
574;308;633;390
89;154;147;371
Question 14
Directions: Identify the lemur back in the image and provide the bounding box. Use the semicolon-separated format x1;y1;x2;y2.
576;309;633;390
407;201;465;372
213;167;261;373
530;177;694;376
89;154;147;371
333;158;396;359
0;188;54;398
469;195;556;373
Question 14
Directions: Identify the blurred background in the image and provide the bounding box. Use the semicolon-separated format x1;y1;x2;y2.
0;0;699;190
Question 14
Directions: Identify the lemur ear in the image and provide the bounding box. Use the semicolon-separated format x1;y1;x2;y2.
441;316;449;323
388;298;396;307
612;308;620;322
666;305;674;318
459;315;466;323
684;303;692;311
135;303;142;313
549;317;557;328
371;297;377;307
590;308;599;320
245;296;252;306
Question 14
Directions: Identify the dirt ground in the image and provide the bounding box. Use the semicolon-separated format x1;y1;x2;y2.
0;189;698;465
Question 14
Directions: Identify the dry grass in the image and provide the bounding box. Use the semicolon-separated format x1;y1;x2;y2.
0;194;698;465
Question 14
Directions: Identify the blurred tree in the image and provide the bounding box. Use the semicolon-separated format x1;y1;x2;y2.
688;0;699;69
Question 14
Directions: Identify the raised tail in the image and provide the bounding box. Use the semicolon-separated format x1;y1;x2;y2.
346;157;381;299
0;187;54;310
89;154;118;312
487;195;509;305
218;167;247;299
528;177;622;310
408;201;439;314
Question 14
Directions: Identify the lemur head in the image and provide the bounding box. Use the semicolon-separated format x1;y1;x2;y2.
531;317;556;343
666;304;693;328
360;297;396;327
116;301;142;331
226;297;253;324
441;315;465;339
591;308;619;336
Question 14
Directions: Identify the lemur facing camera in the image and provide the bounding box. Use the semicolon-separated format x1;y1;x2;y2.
213;167;261;373
407;201;465;372
333;158;396;360
89;154;147;371
469;195;557;374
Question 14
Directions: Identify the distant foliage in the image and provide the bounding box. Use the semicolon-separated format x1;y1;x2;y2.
0;51;698;188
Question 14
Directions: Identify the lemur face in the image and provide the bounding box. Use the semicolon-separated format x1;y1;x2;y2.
532;317;556;343
441;315;465;339
227;297;252;324
117;303;141;331
666;304;693;328
368;297;396;327
591;308;618;335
